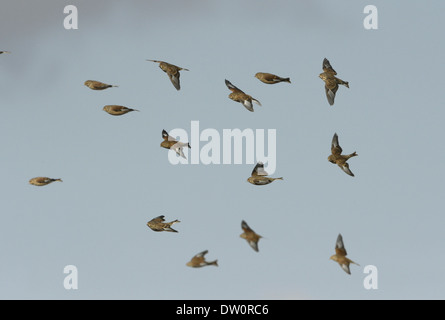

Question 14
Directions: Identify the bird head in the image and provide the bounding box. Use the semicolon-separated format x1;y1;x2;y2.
329;255;338;262
327;155;336;163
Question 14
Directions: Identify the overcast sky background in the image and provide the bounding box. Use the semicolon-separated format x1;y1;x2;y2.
1;0;444;300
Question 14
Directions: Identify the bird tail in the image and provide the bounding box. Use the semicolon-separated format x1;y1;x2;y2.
274;177;284;181
188;143;191;149
343;81;349;88
284;78;291;83
53;179;63;182
348;258;360;266
210;260;218;267
350;152;358;158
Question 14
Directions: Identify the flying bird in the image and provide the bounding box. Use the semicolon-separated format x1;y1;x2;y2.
29;177;62;186
84;80;118;90
319;58;349;105
328;133;357;177
225;79;261;112
240;220;262;252
0;51;11;54
147;59;189;90
147;215;180;233
186;250;218;268
103;105;139;116
247;162;283;185
255;72;291;84
160;129;191;159
330;234;359;275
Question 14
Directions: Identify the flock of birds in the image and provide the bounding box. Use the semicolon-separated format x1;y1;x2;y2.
1;48;359;275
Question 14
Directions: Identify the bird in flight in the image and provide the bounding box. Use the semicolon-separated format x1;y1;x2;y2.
328;133;358;177
0;51;11;54
186;250;218;268
147;215;180;233
330;234;359;275
84;80;118;90
225;79;261;112
247;162;283;185
103;105;139;116
29;177;62;186
255;72;291;84
160;129;191;159
147;59;189;90
240;220;262;252
319;58;349;105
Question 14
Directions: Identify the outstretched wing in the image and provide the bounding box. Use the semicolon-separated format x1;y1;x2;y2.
225;79;244;93
195;250;208;258
242;100;255;112
162;129;178;142
251;162;268;177
322;58;337;75
339;163;355;177
150;215;166;223
335;234;347;257
168;71;181;91
325;85;338;106
331;133;343;155
241;220;251;233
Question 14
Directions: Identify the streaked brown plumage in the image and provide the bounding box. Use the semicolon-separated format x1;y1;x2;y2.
247;162;283;185
147;59;189;90
147;215;180;233
29;177;62;186
330;234;359;275
84;80;118;90
255;72;291;84
225;79;261;112
186;250;218;268
240;220;262;252
319;58;349;105
328;133;357;177
103;105;139;116
160;129;191;159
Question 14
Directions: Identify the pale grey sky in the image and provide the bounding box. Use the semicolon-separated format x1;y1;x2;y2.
1;0;444;300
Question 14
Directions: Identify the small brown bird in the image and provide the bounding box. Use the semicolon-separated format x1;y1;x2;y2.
255;72;291;84
103;105;139;116
186;250;218;268
247;162;283;185
160;129;191;159
319;58;349;105
147;215;180;233
225;79;261;112
330;234;359;275
84;80;118;90
240;220;262;252
29;177;62;186
0;51;11;54
147;59;189;90
328;133;357;177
